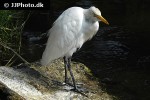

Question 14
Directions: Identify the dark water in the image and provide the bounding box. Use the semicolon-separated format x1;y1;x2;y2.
22;0;150;99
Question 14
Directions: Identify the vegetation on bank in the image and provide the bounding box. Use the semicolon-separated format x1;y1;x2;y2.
0;10;29;66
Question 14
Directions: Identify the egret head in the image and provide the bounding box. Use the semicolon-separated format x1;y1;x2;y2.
89;6;109;25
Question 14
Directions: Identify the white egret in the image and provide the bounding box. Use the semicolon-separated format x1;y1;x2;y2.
41;6;109;90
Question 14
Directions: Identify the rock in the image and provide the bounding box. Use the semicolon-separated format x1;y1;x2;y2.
0;82;24;100
0;59;113;100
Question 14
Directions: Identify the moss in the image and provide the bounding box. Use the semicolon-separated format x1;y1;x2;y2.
29;59;113;99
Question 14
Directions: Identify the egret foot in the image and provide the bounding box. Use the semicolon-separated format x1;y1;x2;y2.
71;86;88;92
65;82;84;88
62;82;71;88
64;78;69;85
70;87;89;97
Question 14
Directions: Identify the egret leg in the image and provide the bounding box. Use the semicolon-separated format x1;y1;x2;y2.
64;57;69;84
68;57;77;90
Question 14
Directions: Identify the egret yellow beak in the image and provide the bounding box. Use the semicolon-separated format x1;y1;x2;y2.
96;15;109;25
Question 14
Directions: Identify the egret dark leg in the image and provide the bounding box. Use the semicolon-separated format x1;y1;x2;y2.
64;57;69;84
68;57;77;90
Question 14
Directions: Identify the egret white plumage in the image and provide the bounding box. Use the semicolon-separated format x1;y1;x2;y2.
41;6;109;90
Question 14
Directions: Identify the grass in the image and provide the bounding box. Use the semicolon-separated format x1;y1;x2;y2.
0;10;29;66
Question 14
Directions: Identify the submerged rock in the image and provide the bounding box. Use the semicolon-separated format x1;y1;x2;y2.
0;59;114;100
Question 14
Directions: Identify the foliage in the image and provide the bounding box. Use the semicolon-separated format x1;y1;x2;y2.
0;10;27;66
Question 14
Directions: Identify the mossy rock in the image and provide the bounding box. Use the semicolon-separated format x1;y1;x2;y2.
0;59;114;100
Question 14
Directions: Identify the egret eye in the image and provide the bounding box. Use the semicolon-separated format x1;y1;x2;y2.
93;13;97;17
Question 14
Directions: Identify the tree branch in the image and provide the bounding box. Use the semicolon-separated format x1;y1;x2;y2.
0;42;30;65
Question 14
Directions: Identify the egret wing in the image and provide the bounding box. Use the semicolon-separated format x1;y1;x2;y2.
41;7;84;65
